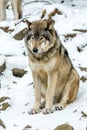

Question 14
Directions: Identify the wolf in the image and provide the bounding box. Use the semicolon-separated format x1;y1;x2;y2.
0;0;22;21
25;18;79;114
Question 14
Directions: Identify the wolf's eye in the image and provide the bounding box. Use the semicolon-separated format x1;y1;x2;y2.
28;35;34;40
27;34;34;40
30;35;34;40
45;35;50;41
44;35;50;41
39;36;44;40
49;29;53;36
42;34;50;41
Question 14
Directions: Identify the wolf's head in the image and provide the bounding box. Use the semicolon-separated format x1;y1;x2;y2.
25;19;57;55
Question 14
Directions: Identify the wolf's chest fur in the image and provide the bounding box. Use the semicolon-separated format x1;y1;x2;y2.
29;54;59;72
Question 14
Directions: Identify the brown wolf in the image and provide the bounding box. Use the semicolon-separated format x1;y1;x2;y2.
0;0;22;21
25;18;79;114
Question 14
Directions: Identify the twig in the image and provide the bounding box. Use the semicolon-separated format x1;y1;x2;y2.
48;8;62;18
41;8;62;19
15;17;30;26
73;29;87;33
29;82;33;86
63;33;77;38
24;0;56;5
41;9;46;19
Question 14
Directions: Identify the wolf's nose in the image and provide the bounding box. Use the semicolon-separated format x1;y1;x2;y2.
33;48;38;53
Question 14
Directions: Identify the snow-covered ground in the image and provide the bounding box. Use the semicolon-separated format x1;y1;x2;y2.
0;0;87;130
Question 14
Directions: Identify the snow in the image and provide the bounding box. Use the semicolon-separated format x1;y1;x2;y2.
0;0;87;130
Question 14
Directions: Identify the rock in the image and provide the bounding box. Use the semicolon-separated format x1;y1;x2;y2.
0;26;14;33
0;97;10;103
54;124;74;130
77;47;83;52
23;125;32;130
0;119;6;129
79;67;87;72
0;57;6;74
80;76;87;82
0;103;11;111
13;28;28;40
12;68;27;77
0;97;11;111
81;111;87;117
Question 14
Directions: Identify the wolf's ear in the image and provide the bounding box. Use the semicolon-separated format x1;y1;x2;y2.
25;20;31;29
47;18;55;30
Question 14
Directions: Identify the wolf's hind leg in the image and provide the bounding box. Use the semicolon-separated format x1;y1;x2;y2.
11;0;22;20
55;69;79;110
0;0;7;21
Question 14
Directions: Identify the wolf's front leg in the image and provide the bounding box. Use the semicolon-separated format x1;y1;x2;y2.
29;72;41;114
54;69;79;111
43;72;58;114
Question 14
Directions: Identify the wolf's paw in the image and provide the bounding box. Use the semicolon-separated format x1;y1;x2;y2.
29;108;40;114
54;103;66;111
43;108;54;114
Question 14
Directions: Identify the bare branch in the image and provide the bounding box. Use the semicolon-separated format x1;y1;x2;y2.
73;29;87;33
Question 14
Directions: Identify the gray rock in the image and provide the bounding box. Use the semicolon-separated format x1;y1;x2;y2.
0;61;6;74
12;68;27;77
54;124;74;130
13;28;28;40
0;119;6;129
